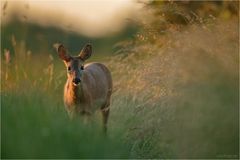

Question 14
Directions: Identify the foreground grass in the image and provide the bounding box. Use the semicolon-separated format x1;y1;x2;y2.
1;89;129;158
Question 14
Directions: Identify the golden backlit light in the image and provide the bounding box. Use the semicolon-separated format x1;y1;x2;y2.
2;0;142;37
1;1;238;159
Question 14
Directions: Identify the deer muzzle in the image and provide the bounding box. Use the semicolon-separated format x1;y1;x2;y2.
72;78;81;85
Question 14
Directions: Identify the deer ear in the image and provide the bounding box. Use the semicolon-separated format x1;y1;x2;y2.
79;44;92;61
54;43;71;62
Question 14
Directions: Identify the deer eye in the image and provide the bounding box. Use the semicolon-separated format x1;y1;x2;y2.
67;66;71;71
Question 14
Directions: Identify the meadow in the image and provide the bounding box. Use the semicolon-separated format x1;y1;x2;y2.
1;1;239;159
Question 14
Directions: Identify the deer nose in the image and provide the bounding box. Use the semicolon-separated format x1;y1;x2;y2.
72;78;81;85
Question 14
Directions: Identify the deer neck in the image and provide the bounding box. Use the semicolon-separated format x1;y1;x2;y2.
66;79;85;104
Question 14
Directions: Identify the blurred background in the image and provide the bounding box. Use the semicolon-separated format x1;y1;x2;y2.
1;0;239;159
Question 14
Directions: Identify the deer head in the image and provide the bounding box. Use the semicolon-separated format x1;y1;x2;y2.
54;43;92;86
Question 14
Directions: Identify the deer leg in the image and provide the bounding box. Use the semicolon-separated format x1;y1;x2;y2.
82;111;92;125
67;109;75;120
101;106;110;133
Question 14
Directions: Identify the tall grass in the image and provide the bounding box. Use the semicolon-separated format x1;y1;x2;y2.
107;18;239;158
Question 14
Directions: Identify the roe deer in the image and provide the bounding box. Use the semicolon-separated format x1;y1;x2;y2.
55;43;112;132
